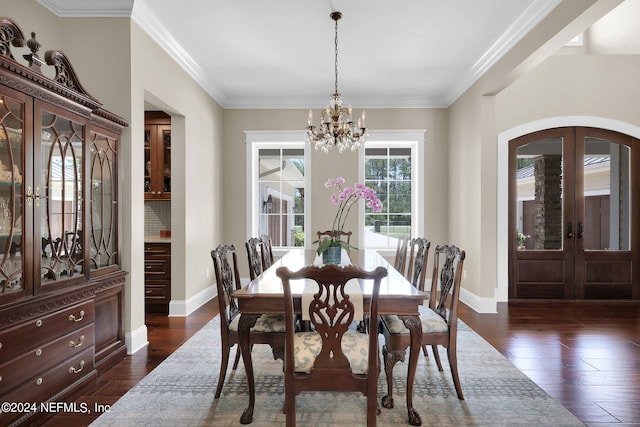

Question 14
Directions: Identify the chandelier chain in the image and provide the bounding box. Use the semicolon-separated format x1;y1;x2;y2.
334;16;339;95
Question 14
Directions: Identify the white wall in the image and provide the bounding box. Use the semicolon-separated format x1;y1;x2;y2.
130;24;224;327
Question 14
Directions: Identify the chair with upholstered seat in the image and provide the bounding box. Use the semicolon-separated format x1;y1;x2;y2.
211;244;286;398
379;244;466;409
246;237;266;281
316;230;352;245
276;263;387;426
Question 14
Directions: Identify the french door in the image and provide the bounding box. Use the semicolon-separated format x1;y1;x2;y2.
509;127;639;300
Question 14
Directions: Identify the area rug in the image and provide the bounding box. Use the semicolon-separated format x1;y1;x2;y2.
90;317;584;426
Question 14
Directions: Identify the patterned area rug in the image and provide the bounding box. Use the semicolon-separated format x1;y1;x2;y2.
90;317;584;426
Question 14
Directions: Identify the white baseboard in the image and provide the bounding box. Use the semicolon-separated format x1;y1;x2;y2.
459;287;497;314
126;324;149;355
168;284;217;317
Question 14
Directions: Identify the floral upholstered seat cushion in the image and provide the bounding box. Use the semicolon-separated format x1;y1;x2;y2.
229;313;286;333
292;331;370;374
381;305;448;334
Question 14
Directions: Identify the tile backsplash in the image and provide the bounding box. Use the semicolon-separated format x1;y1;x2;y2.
145;201;171;235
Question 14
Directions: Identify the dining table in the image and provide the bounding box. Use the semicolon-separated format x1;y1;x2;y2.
233;248;427;425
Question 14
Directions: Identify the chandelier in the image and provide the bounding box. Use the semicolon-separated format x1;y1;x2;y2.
306;11;368;153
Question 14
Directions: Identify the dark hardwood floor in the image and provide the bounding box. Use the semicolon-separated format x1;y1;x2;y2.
43;300;640;426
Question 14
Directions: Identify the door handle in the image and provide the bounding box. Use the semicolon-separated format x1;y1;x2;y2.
566;222;573;238
577;222;584;238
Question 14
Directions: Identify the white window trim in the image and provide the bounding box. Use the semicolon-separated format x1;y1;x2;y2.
245;131;311;255
358;130;426;257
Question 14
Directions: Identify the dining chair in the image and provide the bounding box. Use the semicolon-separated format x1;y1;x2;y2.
393;235;409;277
276;263;388;426
246;237;265;281
379;244;466;409
210;244;286;398
316;229;352;245
260;234;274;269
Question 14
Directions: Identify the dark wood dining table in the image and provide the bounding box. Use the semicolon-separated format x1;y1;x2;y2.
233;248;426;425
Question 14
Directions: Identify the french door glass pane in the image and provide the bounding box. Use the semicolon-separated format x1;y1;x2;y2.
516;138;564;250
583;138;630;251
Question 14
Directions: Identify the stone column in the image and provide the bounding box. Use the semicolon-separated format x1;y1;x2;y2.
533;155;562;249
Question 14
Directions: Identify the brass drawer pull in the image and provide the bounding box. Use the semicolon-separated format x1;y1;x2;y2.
69;310;85;322
69;360;85;374
69;335;85;348
36;319;43;327
35;348;43;356
36;377;43;385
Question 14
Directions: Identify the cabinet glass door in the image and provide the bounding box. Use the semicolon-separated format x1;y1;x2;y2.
89;128;118;270
38;105;84;287
0;90;27;299
161;126;171;193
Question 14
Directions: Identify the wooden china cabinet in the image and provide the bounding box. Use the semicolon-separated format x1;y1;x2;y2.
0;18;128;426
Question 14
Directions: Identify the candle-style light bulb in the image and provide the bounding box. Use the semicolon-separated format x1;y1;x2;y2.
308;110;313;126
361;110;366;128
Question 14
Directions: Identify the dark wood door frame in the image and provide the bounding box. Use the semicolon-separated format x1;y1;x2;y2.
509;127;640;300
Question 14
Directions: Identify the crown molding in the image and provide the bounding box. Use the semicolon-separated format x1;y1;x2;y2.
445;0;561;106
36;0;134;17
130;0;228;106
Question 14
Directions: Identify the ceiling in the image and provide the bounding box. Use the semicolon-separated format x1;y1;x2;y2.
37;0;562;109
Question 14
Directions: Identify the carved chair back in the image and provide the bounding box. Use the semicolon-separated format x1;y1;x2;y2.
406;237;431;292
211;244;242;336
245;237;265;281
260;234;274;269
429;244;466;324
316;230;352;245
393;235;409;276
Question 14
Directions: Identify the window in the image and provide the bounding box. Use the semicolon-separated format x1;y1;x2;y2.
360;131;424;250
246;132;308;249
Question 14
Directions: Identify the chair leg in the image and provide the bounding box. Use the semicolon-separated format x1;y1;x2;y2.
285;391;296;426
381;345;404;409
367;391;377;426
447;345;464;400
421;344;428;357
431;345;443;371
232;345;241;370
215;345;231;398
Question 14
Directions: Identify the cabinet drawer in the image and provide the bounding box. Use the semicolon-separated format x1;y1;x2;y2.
0;300;94;364
0;323;94;394
144;243;170;255
0;347;94;426
145;284;168;299
144;258;169;277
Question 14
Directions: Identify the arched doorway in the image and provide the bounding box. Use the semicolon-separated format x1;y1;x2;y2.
508;127;639;300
